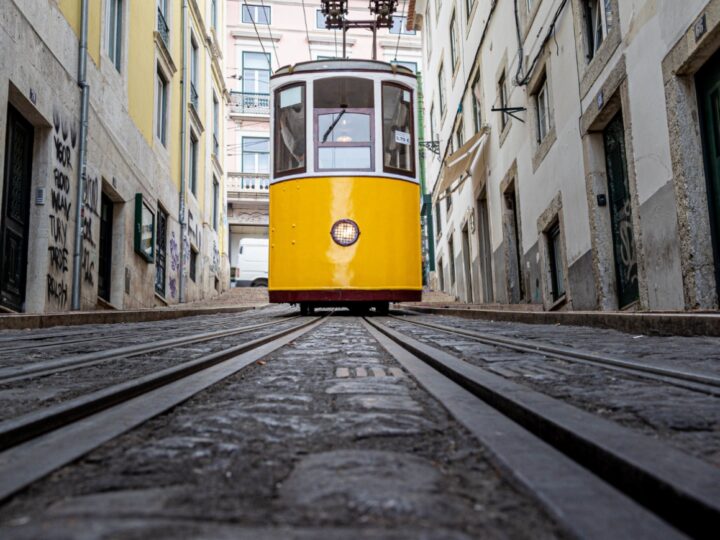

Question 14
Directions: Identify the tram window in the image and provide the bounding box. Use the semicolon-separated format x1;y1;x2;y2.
314;77;374;171
382;83;415;176
274;83;306;176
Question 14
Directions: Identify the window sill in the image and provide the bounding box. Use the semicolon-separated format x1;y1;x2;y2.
531;127;557;172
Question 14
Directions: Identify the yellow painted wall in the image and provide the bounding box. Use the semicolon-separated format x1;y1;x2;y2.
57;0;102;65
127;0;156;148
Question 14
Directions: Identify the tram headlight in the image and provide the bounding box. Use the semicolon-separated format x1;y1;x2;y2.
331;219;360;246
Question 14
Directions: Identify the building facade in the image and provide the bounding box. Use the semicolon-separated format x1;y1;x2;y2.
411;0;720;311
225;0;422;282
0;0;229;313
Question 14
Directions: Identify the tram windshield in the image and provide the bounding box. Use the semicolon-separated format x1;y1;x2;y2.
382;83;415;176
314;77;374;172
274;83;306;176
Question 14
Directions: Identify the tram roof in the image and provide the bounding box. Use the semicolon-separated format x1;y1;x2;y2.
271;59;416;80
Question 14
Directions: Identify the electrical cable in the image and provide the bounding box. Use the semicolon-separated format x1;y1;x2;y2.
393;0;408;61
513;0;568;86
259;0;280;69
241;0;272;71
300;0;313;60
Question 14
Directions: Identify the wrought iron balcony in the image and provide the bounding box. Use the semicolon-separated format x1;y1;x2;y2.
227;172;270;195
157;8;170;48
229;92;270;116
190;82;199;110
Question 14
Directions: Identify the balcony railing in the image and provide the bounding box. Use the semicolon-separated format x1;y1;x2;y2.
229;92;270;116
157;8;170;48
227;173;270;194
190;82;199;110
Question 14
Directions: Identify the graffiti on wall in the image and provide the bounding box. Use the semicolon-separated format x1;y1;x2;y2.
81;174;99;287
168;231;179;299
47;110;77;307
210;241;219;275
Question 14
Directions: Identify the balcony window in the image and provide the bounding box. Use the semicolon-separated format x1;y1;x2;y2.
274;84;306;176
242;137;270;176
155;67;168;146
314;77;374;172
157;0;169;48
107;0;123;71
243;51;271;96
382;82;415;177
242;4;271;24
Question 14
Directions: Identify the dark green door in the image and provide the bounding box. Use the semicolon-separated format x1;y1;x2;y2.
697;50;720;298
603;113;639;308
1;106;34;312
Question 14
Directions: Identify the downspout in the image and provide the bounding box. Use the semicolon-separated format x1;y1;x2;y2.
178;0;189;303
71;0;90;310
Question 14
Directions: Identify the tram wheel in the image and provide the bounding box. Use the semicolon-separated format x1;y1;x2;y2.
375;302;390;315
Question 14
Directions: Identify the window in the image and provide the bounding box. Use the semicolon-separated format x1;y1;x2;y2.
535;75;550;143
314;78;374;172
107;0;123;71
498;70;508;130
438;63;446;116
243;51;271;96
429;104;436;143
448;234;456;285
450;12;459;69
212;176;219;230
155;206;168;295
435;201;442;235
274;83;306;176
211;0;217;31
243;137;270;175
157;0;169;46
316;10;327;29
583;0;612;61
212;92;220;157
454;118;464;150
438;256;445;290
242;4;270;24
425;8;432;59
445;188;452;214
189;134;198;196
547;221;566;300
190;36;199;107
382;83;415;176
466;0;476;17
390;16;416;35
391;60;418;73
471;73;482;133
155;67;168;145
189;248;198;282
526;0;534;13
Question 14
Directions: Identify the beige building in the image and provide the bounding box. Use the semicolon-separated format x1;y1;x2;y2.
224;0;422;284
0;0;229;314
411;0;720;311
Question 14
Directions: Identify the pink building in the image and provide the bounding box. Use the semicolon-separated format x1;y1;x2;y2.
225;0;422;284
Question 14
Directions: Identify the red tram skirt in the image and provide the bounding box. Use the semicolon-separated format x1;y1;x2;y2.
269;290;422;303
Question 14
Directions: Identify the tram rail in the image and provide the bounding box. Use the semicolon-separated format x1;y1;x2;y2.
390;313;720;396
364;316;720;539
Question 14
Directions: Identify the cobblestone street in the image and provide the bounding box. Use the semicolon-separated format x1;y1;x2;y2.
0;306;718;538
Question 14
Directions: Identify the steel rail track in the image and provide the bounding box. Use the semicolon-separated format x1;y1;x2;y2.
365;317;720;539
0;315;302;384
0;315;327;501
0;311;283;352
391;314;720;396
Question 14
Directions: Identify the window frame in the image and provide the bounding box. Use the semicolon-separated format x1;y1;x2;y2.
242;51;271;96
212;176;219;231
107;0;123;72
438;62;446;117
242;136;270;175
189;132;198;196
155;66;169;146
471;72;482;133
273;82;307;178
381;81;416;178
450;11;459;69
189;248;198;282
242;4;271;25
315;108;376;173
535;76;550;143
547;220;566;301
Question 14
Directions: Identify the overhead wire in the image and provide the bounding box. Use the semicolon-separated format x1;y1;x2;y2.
241;0;272;71
259;0;280;69
300;0;313;60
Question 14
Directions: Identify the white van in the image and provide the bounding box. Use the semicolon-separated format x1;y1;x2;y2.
232;238;268;287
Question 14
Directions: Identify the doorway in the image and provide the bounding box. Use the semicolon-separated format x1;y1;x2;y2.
476;193;494;303
503;183;523;303
0;105;34;312
461;225;473;303
603;112;639;308
697;49;720;299
98;193;114;302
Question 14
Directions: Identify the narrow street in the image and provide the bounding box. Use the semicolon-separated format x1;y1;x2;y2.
0;305;718;538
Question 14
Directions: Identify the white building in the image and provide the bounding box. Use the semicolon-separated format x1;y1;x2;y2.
411;0;720;311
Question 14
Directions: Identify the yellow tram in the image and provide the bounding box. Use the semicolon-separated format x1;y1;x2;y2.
268;60;422;314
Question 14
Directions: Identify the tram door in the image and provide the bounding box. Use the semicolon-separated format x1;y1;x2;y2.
603;113;639;308
0;106;34;312
697;49;720;299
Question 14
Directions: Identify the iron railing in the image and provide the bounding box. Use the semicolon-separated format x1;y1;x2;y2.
157;8;170;48
229;92;270;115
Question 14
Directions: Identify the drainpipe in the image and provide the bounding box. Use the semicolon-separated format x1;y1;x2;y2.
178;0;189;303
71;0;90;311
